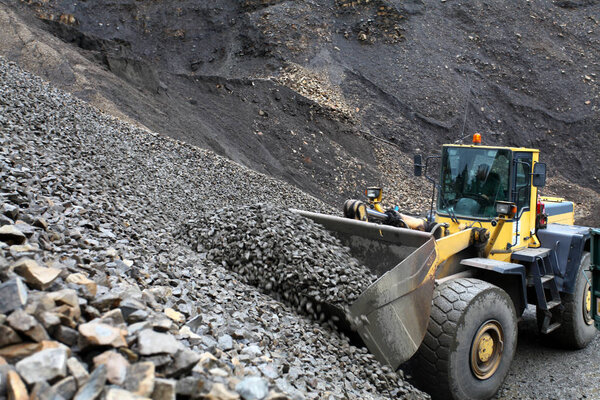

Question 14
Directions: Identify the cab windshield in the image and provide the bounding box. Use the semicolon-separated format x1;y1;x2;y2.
438;147;511;219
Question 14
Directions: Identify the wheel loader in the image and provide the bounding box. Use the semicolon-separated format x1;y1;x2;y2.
292;135;598;400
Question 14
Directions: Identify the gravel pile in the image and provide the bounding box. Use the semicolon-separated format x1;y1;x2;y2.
0;57;427;400
182;204;377;326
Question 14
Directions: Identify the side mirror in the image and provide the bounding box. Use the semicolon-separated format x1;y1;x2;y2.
414;154;423;177
532;163;546;187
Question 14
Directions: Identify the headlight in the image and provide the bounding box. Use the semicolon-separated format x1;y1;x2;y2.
495;201;517;217
366;187;382;199
496;203;510;215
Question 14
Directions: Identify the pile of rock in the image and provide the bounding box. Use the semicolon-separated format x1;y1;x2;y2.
0;230;281;400
182;204;378;325
0;57;428;399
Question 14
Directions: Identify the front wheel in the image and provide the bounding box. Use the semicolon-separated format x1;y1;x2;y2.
411;278;518;400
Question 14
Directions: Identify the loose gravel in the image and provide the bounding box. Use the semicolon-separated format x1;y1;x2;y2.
182;204;378;326
0;57;427;399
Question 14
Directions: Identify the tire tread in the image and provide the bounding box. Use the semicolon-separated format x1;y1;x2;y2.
411;278;496;399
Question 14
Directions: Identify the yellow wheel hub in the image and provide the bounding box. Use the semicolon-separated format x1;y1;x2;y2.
477;333;494;363
471;320;504;380
586;290;592;314
584;281;593;326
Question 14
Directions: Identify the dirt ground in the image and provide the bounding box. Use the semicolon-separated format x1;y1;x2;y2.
497;307;600;399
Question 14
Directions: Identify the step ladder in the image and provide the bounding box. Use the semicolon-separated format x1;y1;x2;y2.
512;247;563;334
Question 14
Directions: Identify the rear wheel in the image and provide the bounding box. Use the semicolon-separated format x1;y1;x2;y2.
411;278;517;400
538;252;596;348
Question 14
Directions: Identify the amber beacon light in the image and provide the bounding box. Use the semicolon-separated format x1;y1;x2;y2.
473;133;482;144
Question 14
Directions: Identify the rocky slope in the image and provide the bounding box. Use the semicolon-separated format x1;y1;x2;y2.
1;0;598;225
0;58;427;399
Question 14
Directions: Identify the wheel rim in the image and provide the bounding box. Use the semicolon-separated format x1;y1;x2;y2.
583;279;593;326
470;320;504;380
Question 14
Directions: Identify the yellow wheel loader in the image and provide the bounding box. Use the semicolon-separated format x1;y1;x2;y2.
293;135;597;400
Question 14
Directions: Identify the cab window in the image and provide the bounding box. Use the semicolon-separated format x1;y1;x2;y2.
513;154;532;213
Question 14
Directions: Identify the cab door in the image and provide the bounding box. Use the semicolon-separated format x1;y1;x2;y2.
511;152;533;248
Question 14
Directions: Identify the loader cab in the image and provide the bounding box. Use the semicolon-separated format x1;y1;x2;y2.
437;145;537;222
435;144;543;257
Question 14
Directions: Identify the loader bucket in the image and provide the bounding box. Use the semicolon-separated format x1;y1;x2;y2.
292;210;437;369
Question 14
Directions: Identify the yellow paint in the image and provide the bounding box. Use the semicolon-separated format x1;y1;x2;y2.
434;228;473;265
540;196;566;203
547;213;575;225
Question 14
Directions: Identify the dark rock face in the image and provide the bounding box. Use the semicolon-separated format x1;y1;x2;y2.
5;1;599;225
0;59;427;399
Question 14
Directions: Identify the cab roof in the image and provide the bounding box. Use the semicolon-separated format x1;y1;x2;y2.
443;144;540;153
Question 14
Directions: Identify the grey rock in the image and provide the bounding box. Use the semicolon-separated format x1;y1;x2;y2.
258;364;279;380
0;325;22;347
241;345;261;357
218;334;234;351
137;330;181;356
15;347;68;384
53;325;79;346
141;354;172;368
90;293;121;312
67;357;89;386
0;278;28;314
38;311;61;329
0;365;13;396
0;214;13;227
29;381;55;400
127;321;151;337
123;362;155;397
73;364;107;400
0;225;26;245
274;379;306;400
105;388;148;400
7;310;49;342
24;322;50;343
148;318;172;332
164;348;200;377
127;309;149;323
7;309;36;332
93;350;129;385
236;377;269;400
13;223;35;237
151;378;176;400
1;204;19;220
119;298;147;320
98;309;126;328
52;376;77;400
185;315;202;332
175;376;203;397
201;335;218;350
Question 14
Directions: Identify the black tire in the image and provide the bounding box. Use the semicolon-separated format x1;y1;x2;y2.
411;278;518;400
539;252;597;349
